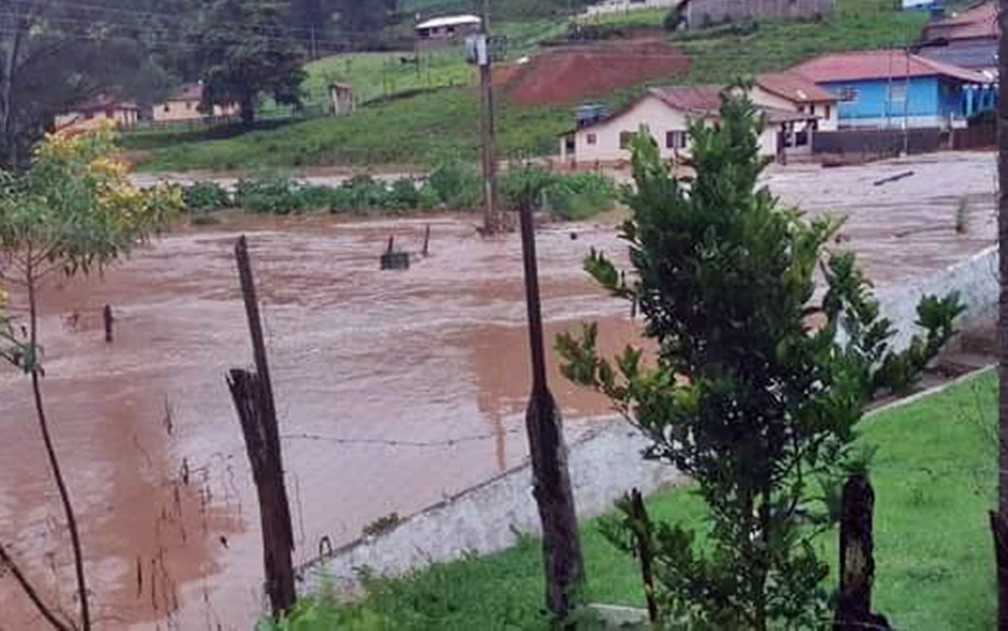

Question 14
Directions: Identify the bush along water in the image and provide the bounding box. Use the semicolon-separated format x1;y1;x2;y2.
182;163;618;219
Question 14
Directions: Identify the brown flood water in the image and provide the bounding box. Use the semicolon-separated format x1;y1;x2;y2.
0;214;641;630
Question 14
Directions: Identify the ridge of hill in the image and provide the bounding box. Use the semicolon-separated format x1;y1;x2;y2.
127;0;932;173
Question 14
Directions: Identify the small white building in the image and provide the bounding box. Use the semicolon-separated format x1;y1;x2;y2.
560;73;837;167
415;14;482;44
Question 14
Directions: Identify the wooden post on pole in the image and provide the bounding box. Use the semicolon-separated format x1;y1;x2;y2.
518;199;584;619
995;2;1008;628
228;235;296;618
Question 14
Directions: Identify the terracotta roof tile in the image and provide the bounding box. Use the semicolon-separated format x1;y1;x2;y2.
790;50;989;84
756;71;838;103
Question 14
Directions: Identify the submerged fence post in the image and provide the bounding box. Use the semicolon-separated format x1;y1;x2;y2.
228;235;296;618
835;473;890;630
103;305;113;343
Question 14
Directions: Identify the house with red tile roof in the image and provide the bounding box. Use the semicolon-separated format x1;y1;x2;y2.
559;72;836;167
789;49;994;129
53;95;138;135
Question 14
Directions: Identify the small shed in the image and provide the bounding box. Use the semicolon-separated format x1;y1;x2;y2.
415;14;482;43
329;83;354;117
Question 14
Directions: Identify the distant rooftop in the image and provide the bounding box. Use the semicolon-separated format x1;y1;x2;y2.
791;50;989;84
415;14;481;30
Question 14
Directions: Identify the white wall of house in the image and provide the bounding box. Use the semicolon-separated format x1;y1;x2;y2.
152;99;239;123
749;85;839;131
570;95;696;165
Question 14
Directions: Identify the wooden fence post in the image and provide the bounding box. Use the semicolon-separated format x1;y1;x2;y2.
228;235;296;618
835;473;890;630
518;199;584;619
103;305;113;343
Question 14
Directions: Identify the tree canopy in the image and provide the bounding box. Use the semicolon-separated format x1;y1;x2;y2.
557;92;964;628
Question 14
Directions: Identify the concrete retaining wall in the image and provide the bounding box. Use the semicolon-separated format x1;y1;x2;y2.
297;420;685;594
296;246;998;597
876;246;997;354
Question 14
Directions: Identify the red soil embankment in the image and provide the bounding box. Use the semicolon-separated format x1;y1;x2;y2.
503;39;691;107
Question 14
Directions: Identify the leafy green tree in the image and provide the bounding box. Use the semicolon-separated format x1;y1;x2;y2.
194;0;307;126
0;128;182;631
0;0;187;168
556;93;964;628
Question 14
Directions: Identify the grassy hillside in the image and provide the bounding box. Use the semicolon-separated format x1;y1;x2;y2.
136;87;569;172
129;0;933;172
297;370;996;629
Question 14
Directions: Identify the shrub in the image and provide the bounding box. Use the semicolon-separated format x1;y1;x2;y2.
416;182;442;211
184;181;231;212
235;177;299;214
387;178;421;211
427;158;481;210
545;172;617;220
341;175;390;212
499;164;557;211
292;185;340;211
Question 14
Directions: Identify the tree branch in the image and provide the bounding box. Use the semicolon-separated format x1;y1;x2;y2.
0;540;74;631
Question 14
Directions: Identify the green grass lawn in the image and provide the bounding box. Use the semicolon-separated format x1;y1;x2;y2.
130;0;934;172
135;87;570;172
316;370;996;629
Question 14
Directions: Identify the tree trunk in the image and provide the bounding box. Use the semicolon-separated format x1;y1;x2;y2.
997;2;1008;628
240;92;256;128
27;264;91;631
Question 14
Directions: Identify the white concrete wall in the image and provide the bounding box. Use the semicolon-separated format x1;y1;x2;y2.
297;420;685;594
295;247;998;600
875;246;997;354
574;95;694;165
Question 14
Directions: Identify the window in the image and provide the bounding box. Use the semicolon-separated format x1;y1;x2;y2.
586;133;597;145
619;131;634;149
839;86;859;102
824;104;831;119
186;101;193;110
887;84;907;102
164;104;171;112
666;130;687;149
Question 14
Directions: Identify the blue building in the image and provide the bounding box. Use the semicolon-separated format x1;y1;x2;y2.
790;50;995;129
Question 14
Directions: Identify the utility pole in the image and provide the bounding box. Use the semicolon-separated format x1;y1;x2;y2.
994;2;1008;629
903;45;911;156
478;0;500;235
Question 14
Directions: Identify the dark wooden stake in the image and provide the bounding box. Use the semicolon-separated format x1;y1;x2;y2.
386;235;394;254
422;224;431;257
103;304;113;343
518;201;584;619
626;489;659;627
835;473;889;630
228;235;296;619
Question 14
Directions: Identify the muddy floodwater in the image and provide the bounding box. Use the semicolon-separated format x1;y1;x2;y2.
0;152;997;630
0;214;644;629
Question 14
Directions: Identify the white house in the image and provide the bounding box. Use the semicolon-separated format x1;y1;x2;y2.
560;73;837;167
415;14;482;44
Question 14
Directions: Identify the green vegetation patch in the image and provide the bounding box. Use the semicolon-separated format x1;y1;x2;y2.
272;371;995;630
